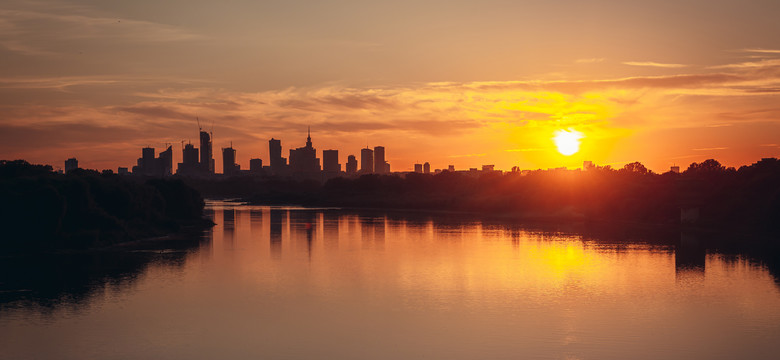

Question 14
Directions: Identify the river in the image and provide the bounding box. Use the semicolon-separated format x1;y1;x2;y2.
2;201;779;359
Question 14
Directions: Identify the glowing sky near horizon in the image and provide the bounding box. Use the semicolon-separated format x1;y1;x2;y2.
1;0;780;172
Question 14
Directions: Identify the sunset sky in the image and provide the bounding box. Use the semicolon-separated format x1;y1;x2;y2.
1;0;779;172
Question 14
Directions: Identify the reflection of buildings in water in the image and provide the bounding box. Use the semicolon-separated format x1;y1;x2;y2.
360;216;386;249
432;218;466;237
675;232;706;282
199;208;215;257
290;210;317;257
322;212;340;249
509;228;522;248
250;209;263;235
269;209;285;258
222;208;235;245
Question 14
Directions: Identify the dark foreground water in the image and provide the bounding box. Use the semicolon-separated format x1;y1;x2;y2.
2;201;780;359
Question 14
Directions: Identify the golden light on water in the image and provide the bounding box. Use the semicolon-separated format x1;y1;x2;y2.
553;129;584;156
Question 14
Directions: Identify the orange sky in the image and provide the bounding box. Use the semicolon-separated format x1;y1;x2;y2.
1;0;779;172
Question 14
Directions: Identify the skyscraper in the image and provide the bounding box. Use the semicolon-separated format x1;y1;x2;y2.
134;146;172;176
414;163;423;173
222;145;238;175
158;146;173;176
346;155;357;174
373;146;385;174
289;127;320;175
322;149;340;173
249;158;263;173
177;143;200;175
64;158;78;173
269;138;285;175
423;162;430;174
199;131;214;174
360;147;373;174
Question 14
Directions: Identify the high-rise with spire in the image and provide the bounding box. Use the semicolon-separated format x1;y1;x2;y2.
289;127;320;176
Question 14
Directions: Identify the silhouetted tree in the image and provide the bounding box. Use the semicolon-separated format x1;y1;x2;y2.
620;162;650;174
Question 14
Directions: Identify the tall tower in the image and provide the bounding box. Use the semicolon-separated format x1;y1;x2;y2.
289;127;319;174
158;146;173;176
373;146;385;174
346;155;357;174
222;145;237;175
269;138;283;174
322;149;340;173
177;143;199;175
361;147;374;174
199;130;213;174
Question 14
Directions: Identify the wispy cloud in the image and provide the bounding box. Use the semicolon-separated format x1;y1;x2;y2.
0;2;204;56
692;147;728;151
575;58;605;64
623;61;688;68
3;51;780;170
741;48;780;54
710;58;780;69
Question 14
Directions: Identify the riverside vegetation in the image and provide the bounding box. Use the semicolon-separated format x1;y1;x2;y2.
0;160;209;252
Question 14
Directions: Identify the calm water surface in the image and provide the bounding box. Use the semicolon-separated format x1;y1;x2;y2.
2;201;780;359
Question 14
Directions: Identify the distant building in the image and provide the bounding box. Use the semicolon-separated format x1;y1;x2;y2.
117;167;129;175
346;155;358;174
269;138;286;175
423;162;430;174
482;165;495;172
158;146;173;175
134;146;172;176
414;163;423;173
140;147;155;173
288;128;320;175
671;165;680;174
222;145;239;175
360;147;374;174
177;143;200;175
200;131;214;174
374;146;386;174
448;165;455;172
64;158;78;173
249;158;263;173
322;149;340;173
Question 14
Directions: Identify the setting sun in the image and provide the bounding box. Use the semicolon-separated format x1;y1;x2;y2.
553;129;584;156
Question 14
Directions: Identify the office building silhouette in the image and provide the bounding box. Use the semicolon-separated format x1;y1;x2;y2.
423;162;430;174
222;145;239;175
346;155;357;174
177;143;200;175
374;146;386;174
289;127;320;175
200;131;214;174
269;138;286;175
249;158;263;173
361;147;374;174
64;158;78;173
323;149;340;173
134;146;172;176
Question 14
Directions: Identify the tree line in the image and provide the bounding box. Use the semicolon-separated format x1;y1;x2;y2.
0;160;208;252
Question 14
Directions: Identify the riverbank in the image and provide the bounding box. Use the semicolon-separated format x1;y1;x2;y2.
0;160;212;253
